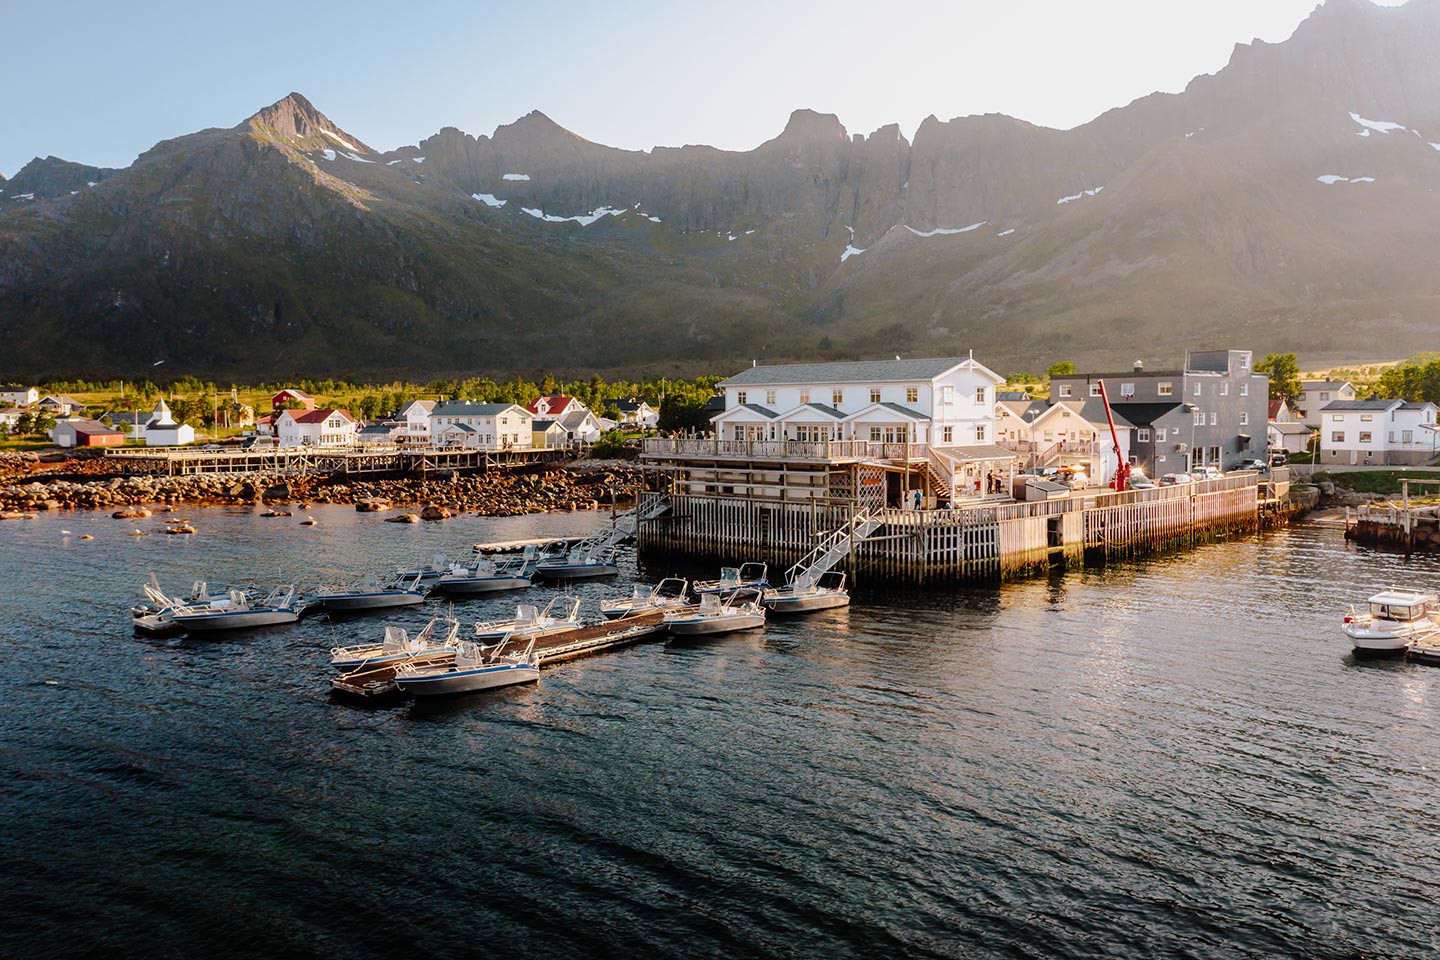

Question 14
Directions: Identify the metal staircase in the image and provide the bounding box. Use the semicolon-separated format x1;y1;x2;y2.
584;494;671;551
785;510;883;588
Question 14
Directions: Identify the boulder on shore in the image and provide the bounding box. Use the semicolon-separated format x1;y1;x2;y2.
386;513;421;523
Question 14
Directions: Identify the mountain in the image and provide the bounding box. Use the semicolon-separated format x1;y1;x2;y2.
3;0;1440;379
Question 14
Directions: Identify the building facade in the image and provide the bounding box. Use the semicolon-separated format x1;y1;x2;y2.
429;402;533;449
53;418;124;447
1295;380;1356;423
995;399;1133;481
276;408;357;447
397;400;436;444
1318;400;1439;465
0;386;39;407
1050;350;1269;472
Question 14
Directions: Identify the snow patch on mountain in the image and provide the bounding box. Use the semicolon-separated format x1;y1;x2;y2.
997;228;1016;237
840;244;865;262
1316;175;1376;184
321;150;336;161
521;205;627;226
503;173;530;181
322;129;363;153
905;221;987;237
1057;186;1104;204
1350;112;1407;135
472;193;506;207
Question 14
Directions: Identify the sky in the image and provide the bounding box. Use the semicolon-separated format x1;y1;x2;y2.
0;0;1412;176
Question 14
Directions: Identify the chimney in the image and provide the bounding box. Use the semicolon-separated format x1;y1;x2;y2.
1133;360;1144;373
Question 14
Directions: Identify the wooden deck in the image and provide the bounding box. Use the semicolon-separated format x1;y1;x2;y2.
105;445;570;477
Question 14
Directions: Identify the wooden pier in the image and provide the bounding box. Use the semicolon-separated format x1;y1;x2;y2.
637;469;1298;586
104;444;569;478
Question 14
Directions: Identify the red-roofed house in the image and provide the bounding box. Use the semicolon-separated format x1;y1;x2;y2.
276;408;357;447
525;395;587;419
53;418;124;448
271;388;317;413
1268;398;1292;422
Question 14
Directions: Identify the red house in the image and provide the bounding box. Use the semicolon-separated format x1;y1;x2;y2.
271;388;317;413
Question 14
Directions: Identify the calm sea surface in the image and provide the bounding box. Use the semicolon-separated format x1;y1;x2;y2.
1;507;1437;959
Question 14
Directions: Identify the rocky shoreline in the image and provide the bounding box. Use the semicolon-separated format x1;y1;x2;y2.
0;451;643;519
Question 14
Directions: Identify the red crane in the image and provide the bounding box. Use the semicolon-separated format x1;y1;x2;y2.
1096;380;1130;492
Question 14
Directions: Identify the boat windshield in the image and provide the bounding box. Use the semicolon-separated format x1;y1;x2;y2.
698;594;722;615
1370;602;1421;620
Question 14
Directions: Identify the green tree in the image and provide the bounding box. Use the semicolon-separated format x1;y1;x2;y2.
32;411;56;437
1046;361;1077;378
1255;353;1302;404
15;411;34;436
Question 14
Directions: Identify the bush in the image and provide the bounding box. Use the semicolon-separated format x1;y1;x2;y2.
589;430;634;460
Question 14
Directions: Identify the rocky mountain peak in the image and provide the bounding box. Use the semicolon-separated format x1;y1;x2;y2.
776;108;848;144
242;92;374;155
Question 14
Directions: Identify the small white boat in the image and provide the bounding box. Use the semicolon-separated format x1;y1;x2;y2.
171;586;301;632
393;637;540;696
666;591;766;637
395;553;455;583
433;552;535;594
599;578;690;619
329;614;461;670
762;571;850;614
131;579;256;632
1343;588;1440;655
533;545;620;580
693;563;769;596
315;573;427;611
474;595;583;641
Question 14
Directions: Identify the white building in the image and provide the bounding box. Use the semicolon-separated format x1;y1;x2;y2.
525;395;588;419
430;402;533;449
608;399;659;427
142;399;196;447
712;356;1005;447
276;408;358;448
559;409;603;443
1296;380;1356;423
1318;399;1439;466
398;400;436;444
995;399;1133;482
0;385;38;407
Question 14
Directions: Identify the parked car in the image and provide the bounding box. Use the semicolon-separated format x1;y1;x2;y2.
1129;476;1157;490
1268;450;1289;466
1189;466;1223;481
1233;458;1270;474
1160;473;1194;486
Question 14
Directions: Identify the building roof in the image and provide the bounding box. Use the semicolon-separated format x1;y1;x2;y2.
714;403;780;420
287;407;356;424
431;402;524;418
871;402;929;420
775;402;846;420
1054;370;1184;381
0;384;34;392
39;394;85;408
400;400;436;415
358;423;398;435
101;410;149;427
996;391;1030;401
1106;402;1184;425
605;398;651;412
525;394;579;415
1001;399;1134;429
439;421;476;433
1302;380;1351;391
559;409;599;430
1319;399;1403;412
1269;421;1313;436
273;387;313;398
719;356;1000;387
1267;399;1286;419
532;419;560;430
59;418;122;437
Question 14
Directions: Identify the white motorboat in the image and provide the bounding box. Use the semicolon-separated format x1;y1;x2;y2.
666;591;766;637
473;595;583;641
762;571;850;614
329;614;461;670
395;553;456;583
131;578;256;632
692;563;769;596
599;578;690;619
314;573;427;611
533;545;620;581
1343;588;1440;655
433;552;535;594
393;637;540;696
170;586;301;632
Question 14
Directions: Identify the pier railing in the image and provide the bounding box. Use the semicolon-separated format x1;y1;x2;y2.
641;438;930;462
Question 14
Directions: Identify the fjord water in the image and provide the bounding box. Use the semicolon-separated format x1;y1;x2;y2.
2;508;1437;960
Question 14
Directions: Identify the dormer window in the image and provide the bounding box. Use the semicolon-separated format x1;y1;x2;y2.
799;390;810;404
736;391;747;405
1058;385;1073;398
833;389;844;406
1158;383;1173;396
906;387;918;404
765;390;776;406
1089;384;1101;397
870;388;881;404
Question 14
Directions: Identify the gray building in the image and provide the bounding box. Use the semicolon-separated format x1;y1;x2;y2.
1050;350;1269;474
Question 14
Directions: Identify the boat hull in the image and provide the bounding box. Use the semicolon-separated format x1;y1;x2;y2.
763;591;849;613
433;576;532;594
173;609;300;631
330;648;454;671
534;563;620;580
133;613;181;633
317;591;427;611
473;621;582;641
1343;622;1429;655
395;663;539;696
667;613;766;636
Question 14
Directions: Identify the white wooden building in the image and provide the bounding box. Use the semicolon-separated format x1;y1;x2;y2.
430;402;533;450
397;400;436;444
1295;380;1356;423
142;399;196;447
276;408;358;448
1318;399;1439;465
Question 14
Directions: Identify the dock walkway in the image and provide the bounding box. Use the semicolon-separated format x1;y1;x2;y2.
105;445;569;477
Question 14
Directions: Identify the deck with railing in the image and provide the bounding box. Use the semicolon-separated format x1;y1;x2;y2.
641;437;935;463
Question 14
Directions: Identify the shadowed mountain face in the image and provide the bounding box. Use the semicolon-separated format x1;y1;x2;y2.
3;0;1439;379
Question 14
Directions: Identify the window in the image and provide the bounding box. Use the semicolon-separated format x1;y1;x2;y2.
1058;385;1073;398
1240;412;1248;426
1137;428;1151;442
1404;430;1414;443
975;387;987;404
1389;431;1397;443
1359;431;1373;443
1240;383;1248;396
1194;383;1203;397
941;385;954;404
869;426;882;442
1331;415;1344;422
906;387;919;404
942;426;953;443
1121;382;1135;397
737;391;747;405
1158;383;1173;396
1090;384;1102;397
1194;411;1205;425
1332;431;1345;443
832;389;844;406
869;388;882;404
1320;392;1330;401
1240;354;1250;370
1220;383;1229;396
766;390;776;406
975;425;986;441
1360;414;1372;422
1043;430;1053;442
1209;412;1217;425
799;389;810;404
